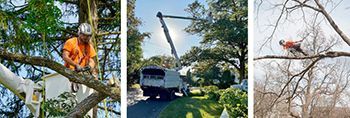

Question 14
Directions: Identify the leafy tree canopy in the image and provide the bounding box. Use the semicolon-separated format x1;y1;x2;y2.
182;0;248;83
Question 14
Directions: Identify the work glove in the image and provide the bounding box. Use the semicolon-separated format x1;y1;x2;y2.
83;65;91;71
75;64;83;72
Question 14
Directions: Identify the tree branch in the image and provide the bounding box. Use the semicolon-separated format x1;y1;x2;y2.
259;0;289;50
268;58;322;111
97;32;121;36
0;51;120;100
292;0;321;12
97;106;120;115
67;92;107;117
254;51;350;60
59;0;78;5
98;17;118;22
314;0;350;46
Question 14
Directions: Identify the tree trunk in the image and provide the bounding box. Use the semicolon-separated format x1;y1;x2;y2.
238;42;247;83
239;58;245;83
302;67;314;118
79;0;97;25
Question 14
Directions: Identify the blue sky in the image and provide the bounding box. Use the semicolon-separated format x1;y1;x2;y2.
135;0;206;58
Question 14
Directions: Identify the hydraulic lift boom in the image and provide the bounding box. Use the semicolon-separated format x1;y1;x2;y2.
156;12;210;70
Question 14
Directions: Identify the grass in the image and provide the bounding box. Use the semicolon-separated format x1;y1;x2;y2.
159;91;223;118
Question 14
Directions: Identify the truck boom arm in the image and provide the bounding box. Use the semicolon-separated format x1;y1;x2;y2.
156;12;182;70
156;12;211;71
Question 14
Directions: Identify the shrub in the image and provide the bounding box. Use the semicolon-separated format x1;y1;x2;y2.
189;89;204;96
219;88;248;118
201;85;221;101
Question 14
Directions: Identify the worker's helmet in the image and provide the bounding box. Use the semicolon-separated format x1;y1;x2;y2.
279;40;285;45
78;23;92;35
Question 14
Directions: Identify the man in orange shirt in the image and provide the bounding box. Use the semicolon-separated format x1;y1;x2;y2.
62;23;97;78
279;39;308;56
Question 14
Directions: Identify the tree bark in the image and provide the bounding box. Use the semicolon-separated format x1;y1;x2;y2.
79;0;97;24
66;92;108;118
238;54;244;83
238;42;247;83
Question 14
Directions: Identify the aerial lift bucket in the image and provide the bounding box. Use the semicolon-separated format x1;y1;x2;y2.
0;63;42;117
0;63;94;117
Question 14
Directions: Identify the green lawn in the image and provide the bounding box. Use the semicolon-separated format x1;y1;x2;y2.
159;94;224;118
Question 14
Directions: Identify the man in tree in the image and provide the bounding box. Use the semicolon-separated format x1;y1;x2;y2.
62;23;99;116
279;39;308;56
62;23;97;79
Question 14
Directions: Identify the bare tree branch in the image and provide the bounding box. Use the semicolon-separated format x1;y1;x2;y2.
314;0;350;46
292;0;321;12
259;0;290;51
269;58;322;111
254;51;350;60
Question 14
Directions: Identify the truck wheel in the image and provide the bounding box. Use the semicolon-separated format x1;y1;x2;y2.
169;90;176;101
149;95;157;100
160;91;168;100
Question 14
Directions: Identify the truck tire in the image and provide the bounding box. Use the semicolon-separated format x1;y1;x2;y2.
149;95;157;100
169;90;176;100
160;91;168;100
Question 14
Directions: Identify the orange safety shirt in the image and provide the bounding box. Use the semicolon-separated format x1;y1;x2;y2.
63;37;96;70
283;40;295;49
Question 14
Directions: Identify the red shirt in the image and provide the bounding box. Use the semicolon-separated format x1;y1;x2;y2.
283;41;295;49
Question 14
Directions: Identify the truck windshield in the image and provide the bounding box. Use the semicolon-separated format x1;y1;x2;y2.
142;69;165;79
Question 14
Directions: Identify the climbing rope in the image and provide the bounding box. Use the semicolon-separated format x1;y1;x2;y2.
86;0;109;117
41;32;48;118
